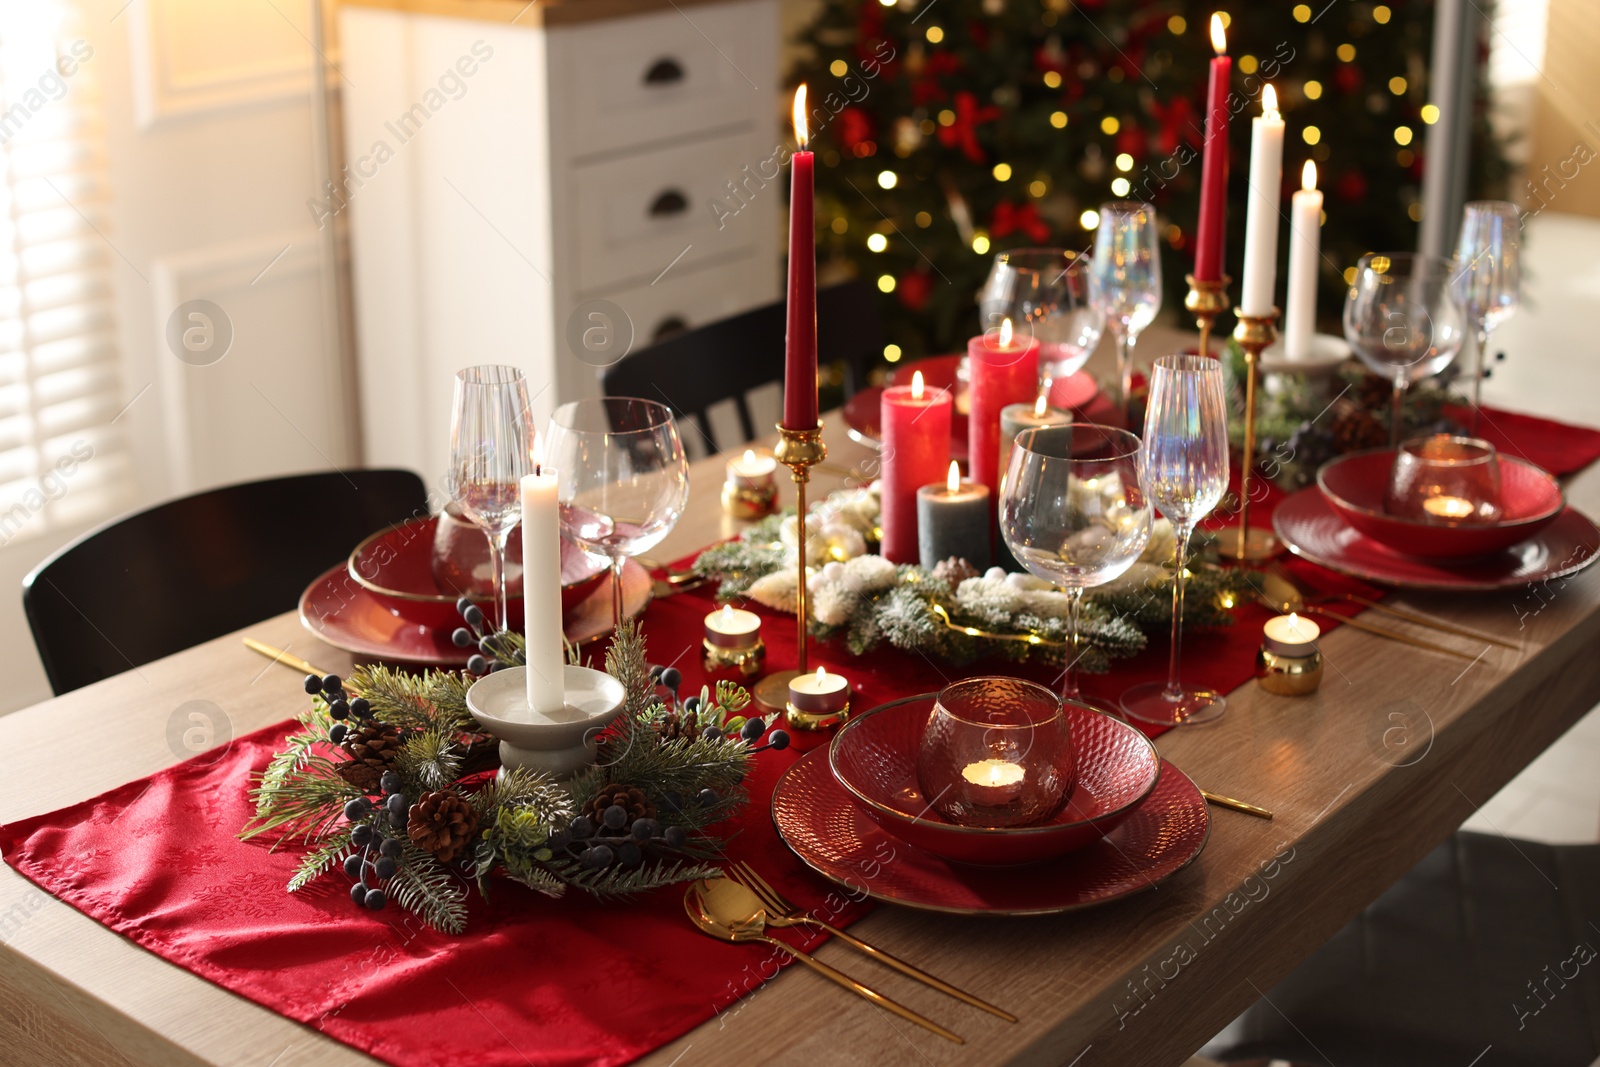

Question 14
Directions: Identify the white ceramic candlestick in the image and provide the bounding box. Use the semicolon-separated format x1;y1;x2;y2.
520;436;564;716
1239;84;1285;318
1284;161;1323;359
465;665;626;780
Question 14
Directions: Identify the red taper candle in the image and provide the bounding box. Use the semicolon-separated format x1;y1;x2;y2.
879;370;952;563
1194;13;1232;283
968;318;1041;498
782;85;818;430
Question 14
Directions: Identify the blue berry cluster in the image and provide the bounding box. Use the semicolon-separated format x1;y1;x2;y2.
549;794;712;871
340;769;413;911
646;665;791;753
449;597;504;675
304;673;372;745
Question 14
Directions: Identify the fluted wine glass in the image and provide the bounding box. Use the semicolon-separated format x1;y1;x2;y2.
1088;202;1163;422
1121;355;1231;726
545;397;689;628
444;365;535;633
1343;253;1466;447
978;248;1104;388
1452;201;1521;434
1000;424;1153;709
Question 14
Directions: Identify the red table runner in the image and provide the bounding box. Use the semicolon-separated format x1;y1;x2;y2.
3;403;1597;1067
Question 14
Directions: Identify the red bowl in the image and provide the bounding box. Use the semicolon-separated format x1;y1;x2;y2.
1317;449;1565;560
348;516;605;629
828;694;1161;866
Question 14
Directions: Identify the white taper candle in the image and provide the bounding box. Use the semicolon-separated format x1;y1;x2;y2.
1284;160;1324;359
1239;84;1285;317
521;433;565;715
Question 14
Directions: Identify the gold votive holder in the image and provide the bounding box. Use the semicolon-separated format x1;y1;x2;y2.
722;449;779;520
703;637;766;683
1256;646;1324;696
785;666;852;732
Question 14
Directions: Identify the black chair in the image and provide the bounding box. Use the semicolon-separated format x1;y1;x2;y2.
602;279;885;452
1209;831;1600;1067
23;468;429;694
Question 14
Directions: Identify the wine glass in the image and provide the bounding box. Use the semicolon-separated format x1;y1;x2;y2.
1087;202;1163;422
1452;201;1521;434
1120;355;1230;726
977;248;1104;389
444;365;534;633
1342;253;1466;447
1000;424;1153;708
545;397;689;628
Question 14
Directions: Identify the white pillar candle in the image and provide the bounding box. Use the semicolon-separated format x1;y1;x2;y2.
1284;161;1323;359
1239;84;1285;317
521;433;565;715
1262;612;1320;656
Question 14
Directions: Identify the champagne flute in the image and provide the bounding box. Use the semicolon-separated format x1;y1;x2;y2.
1343;253;1466;447
444;365;534;633
1452;201;1521;434
1087;202;1163;422
977;248;1104;389
1000;424;1153;707
545;397;689;628
1120;355;1230;726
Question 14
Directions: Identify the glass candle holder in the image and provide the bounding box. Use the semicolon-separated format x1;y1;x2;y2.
916;676;1074;828
721;448;779;519
1384;435;1503;525
702;605;765;683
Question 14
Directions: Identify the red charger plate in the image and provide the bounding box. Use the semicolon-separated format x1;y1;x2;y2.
1318;449;1564;559
828;694;1160;865
773;747;1208;915
842;353;1107;461
299;560;651;666
1274;488;1600;591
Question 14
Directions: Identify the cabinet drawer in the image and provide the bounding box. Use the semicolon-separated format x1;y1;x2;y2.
571;133;770;291
550;0;775;159
591;253;774;350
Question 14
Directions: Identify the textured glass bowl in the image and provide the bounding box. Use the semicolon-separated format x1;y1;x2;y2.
1384;435;1503;525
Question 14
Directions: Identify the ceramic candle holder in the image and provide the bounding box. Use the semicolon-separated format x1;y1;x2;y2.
1384;435;1503;525
721;449;779;519
465;665;626;780
1256;614;1323;696
702;605;766;683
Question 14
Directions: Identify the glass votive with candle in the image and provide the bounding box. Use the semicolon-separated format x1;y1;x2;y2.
916;460;991;569
721;448;779;520
702;604;765;682
916;676;1073;827
1384;435;1503;525
1256;612;1323;696
786;665;851;731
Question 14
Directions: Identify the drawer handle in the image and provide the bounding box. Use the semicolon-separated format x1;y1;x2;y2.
648;189;689;218
643;57;685;86
653;316;690;342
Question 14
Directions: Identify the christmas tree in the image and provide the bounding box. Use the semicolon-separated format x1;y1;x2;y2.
792;0;1508;369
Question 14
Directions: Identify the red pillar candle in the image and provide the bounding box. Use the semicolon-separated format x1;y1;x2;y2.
879;370;952;563
967;318;1041;497
782;85;818;430
1193;13;1232;283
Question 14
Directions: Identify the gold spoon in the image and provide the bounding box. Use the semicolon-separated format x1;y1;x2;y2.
683;881;964;1043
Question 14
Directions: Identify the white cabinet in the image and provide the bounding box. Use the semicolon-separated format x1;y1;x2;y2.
338;0;781;486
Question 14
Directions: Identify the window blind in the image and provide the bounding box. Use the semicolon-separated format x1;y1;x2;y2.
0;2;130;548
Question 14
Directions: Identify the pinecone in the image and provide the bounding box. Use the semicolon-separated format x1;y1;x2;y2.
583;783;655;826
1332;407;1388;453
336;722;401;793
931;557;980;587
653;709;700;743
1355;372;1393;412
406;789;480;863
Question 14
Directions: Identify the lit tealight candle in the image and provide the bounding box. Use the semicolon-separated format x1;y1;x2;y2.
1422;495;1478;520
960;758;1026;806
727;448;777;484
1262;612;1320;656
704;604;762;650
788;665;850;716
722;447;779;519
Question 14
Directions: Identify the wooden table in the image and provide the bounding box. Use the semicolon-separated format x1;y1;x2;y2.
3;334;1598;1066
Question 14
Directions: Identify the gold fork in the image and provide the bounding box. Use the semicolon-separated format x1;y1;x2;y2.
726;861;1018;1022
1263;561;1518;650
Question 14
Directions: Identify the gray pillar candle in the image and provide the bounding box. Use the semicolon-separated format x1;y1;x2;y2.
918;461;992;569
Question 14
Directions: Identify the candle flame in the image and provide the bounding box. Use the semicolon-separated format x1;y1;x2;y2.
947;460;961;494
531;430;545;471
1033;393;1048;417
1210;13;1226;54
743;448;756;464
911;369;925;399
1286;612;1301;632
793;85;809;148
999;316;1014;346
816;665;827;679
1302;159;1317;191
1261;83;1278;117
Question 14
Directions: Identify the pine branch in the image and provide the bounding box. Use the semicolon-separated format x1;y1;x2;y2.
394;727;463;793
544;855;722;901
242;755;361;843
470;765;571;825
287;830;354;892
388;844;469;934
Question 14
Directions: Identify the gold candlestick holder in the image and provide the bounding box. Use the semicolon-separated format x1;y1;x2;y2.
752;421;828;715
1220;309;1282;562
1184;274;1232;359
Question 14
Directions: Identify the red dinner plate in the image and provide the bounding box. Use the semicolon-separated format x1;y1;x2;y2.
1274;487;1600;591
772;747;1209;915
299;559;652;665
842;354;1106;461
